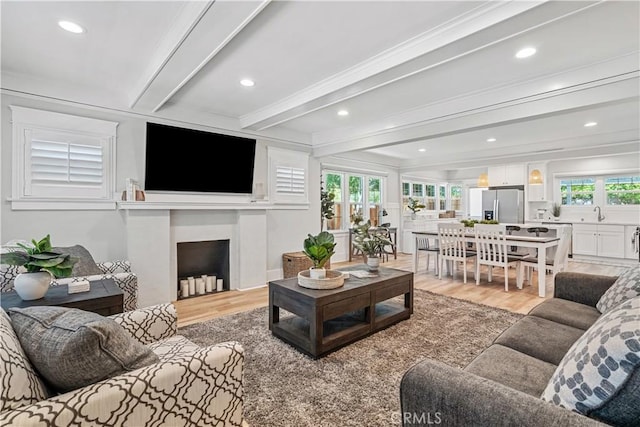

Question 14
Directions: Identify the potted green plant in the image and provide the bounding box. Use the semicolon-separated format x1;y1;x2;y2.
551;203;561;219
302;231;336;279
320;186;335;231
352;220;393;271
407;197;426;219
0;235;77;300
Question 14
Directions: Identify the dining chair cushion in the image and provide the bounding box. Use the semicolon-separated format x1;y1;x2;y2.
8;306;159;393
595;265;640;314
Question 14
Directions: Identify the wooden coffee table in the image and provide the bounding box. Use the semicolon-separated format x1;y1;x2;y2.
269;265;413;358
1;278;124;316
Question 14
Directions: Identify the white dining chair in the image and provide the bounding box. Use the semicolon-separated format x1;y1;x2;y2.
474;224;523;291
416;236;439;275
437;223;476;283
520;225;572;284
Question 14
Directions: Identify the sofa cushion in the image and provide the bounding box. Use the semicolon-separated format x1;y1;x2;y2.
528;298;601;330
0;309;49;411
493;316;586;365
541;296;640;426
51;245;102;277
596;265;640;314
465;344;558;397
8;306;159;393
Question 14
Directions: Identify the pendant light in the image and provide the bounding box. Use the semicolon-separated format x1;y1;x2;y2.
477;173;489;188
529;169;543;185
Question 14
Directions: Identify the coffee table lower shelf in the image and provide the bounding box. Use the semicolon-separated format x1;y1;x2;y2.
269;266;413;358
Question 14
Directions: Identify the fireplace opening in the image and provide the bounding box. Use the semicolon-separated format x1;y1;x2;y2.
177;239;230;299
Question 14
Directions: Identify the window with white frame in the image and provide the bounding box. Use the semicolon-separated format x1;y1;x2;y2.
267;147;309;204
322;169;386;230
10;106;118;209
605;175;640;205
402;179;461;214
560;177;596;205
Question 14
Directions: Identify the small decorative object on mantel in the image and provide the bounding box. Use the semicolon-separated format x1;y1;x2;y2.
302;231;336;279
0;235;77;300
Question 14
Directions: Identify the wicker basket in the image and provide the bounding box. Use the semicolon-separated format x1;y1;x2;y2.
283;252;331;279
297;269;344;290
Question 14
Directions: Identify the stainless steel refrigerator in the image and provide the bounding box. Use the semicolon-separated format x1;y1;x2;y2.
482;188;524;224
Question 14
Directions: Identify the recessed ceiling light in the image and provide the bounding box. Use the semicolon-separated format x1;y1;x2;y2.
486;138;496;142
418;148;426;152
515;47;536;59
58;20;85;34
584;122;598;127
240;79;255;87
337;110;349;116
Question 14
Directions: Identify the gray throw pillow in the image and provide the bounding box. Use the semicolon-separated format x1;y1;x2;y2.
8;306;159;393
541;296;640;426
52;245;103;276
596;265;640;314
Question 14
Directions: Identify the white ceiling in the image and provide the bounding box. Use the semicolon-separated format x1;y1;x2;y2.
2;0;639;172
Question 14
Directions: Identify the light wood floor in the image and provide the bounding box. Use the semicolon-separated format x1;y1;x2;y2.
174;253;629;327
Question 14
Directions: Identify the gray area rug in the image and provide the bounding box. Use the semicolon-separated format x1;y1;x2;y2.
179;289;523;427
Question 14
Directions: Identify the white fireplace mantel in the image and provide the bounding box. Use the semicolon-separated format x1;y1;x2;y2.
124;205;271;308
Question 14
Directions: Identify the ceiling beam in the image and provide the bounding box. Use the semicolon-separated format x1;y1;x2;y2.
239;1;601;131
129;0;270;113
311;74;640;158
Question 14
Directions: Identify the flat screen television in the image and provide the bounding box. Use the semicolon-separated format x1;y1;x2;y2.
144;122;256;194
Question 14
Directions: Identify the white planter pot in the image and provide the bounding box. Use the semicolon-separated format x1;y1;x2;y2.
366;256;380;272
14;271;52;300
309;267;326;279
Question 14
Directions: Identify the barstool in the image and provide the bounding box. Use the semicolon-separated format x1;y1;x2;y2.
506;225;521;255
527;227;549;237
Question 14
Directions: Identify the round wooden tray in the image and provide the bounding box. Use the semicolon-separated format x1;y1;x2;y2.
297;269;345;290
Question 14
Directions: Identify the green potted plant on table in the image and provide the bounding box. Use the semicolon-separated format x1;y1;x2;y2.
352;220;393;272
0;235;77;300
302;231;336;279
320;186;335;231
407;197;426;219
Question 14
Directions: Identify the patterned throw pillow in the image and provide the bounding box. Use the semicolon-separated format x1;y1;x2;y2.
596;265;640;313
541;296;640;425
0;309;49;411
8;306;160;393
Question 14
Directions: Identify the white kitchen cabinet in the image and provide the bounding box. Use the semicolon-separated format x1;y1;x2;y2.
572;224;625;259
527;184;545;202
488;164;525;187
624;225;640;260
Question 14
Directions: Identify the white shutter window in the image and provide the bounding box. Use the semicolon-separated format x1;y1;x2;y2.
276;166;305;194
10;106;118;209
31;139;103;186
268;147;309;204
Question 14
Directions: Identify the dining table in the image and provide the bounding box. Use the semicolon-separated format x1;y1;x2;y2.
412;230;560;298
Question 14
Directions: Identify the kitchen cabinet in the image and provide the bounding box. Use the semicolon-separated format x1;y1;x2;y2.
527;184;545;202
572;224;625;259
624;225;640;260
488;164;525;187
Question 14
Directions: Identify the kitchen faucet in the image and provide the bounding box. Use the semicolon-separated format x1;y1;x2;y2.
594;205;605;222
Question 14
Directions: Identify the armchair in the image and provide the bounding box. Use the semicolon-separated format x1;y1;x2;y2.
1;244;138;311
0;303;245;426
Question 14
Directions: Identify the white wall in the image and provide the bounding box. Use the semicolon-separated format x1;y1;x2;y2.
1;93;315;287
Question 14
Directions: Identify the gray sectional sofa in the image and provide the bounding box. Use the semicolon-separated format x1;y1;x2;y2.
400;270;640;427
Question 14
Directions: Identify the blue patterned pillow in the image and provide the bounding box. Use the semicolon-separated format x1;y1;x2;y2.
541;296;640;425
596;265;640;314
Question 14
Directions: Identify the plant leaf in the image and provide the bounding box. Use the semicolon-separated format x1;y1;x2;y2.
0;251;30;266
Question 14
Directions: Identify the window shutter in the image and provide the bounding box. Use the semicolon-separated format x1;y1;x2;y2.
276;166;305;194
31;139;103;186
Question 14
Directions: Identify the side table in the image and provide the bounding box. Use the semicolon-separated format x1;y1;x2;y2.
1;278;124;316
